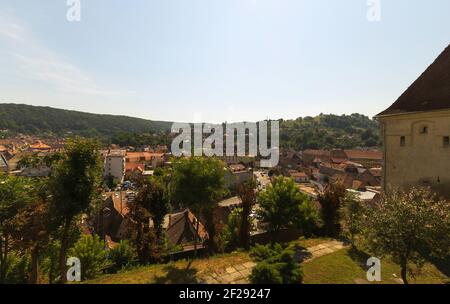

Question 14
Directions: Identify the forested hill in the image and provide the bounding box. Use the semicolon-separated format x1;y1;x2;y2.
279;114;380;149
0;104;379;149
0;103;173;137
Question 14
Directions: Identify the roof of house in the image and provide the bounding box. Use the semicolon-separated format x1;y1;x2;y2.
29;140;51;150
344;150;382;160
377;44;450;117
165;209;207;247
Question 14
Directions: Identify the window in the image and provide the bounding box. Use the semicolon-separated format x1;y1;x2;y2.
400;136;406;147
420;126;428;134
444;136;450;148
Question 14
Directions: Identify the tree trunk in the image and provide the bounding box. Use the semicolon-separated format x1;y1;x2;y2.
240;203;251;250
202;209;216;254
58;217;71;284
400;261;409;284
30;245;40;284
0;235;9;283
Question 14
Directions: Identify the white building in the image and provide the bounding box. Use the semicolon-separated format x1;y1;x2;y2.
104;150;126;184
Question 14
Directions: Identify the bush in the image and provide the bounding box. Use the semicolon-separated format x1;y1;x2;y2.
68;235;111;280
108;240;138;273
250;262;282;284
249;244;303;284
4;252;30;284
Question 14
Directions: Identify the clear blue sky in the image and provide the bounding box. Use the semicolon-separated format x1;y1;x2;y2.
0;0;449;123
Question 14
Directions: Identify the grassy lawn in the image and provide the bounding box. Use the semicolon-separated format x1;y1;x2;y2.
303;248;449;284
84;237;448;284
85;251;251;284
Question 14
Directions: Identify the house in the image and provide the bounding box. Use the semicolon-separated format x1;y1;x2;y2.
289;171;309;183
343;149;382;168
164;209;208;251
375;44;450;198
104;150;126;184
224;164;253;189
29;140;52;152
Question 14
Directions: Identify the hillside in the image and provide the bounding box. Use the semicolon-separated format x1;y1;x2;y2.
0;103;173;138
0;103;380;149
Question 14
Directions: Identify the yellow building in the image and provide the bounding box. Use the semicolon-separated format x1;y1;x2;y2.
375;44;450;199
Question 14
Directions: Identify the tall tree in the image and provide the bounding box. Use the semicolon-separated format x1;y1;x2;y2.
0;174;32;283
237;180;256;250
318;183;346;237
258;177;319;237
49;137;102;283
339;192;363;247
170;157;227;253
364;187;450;284
6;199;50;284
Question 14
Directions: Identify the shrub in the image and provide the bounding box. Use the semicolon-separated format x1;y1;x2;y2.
68;235;111;280
108;240;138;273
249;244;303;284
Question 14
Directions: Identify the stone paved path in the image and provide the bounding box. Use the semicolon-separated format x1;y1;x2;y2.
201;240;347;284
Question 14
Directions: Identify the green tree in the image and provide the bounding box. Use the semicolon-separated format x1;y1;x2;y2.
363;188;450;284
137;177;170;243
108;240;138;273
318;183;346;237
170;157;227;253
49;137;103;283
257;177;319;237
68;234;111;280
0;174;32;283
339;192;363;247
6;199;50;283
249;243;303;284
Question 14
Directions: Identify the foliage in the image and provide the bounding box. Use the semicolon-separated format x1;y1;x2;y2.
280;113;380;150
363;187;450;284
48;137;103;282
249;243;303;284
339;192;364;246
0;103;172;140
170;157;227;252
257;177;320;236
221;208;244;252
136;177;170;243
108;240;138;273
0;175;34;283
6;199;51;283
318;183;346;237
68;235;111;280
3;252;30;284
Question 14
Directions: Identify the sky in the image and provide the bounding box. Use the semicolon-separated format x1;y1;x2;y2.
0;0;449;123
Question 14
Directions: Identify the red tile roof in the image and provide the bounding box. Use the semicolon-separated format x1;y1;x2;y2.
344;150;382;160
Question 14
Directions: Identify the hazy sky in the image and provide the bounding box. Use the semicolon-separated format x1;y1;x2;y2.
0;0;449;123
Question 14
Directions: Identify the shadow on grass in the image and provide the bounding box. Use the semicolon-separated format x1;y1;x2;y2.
346;246;371;271
427;255;450;279
153;262;199;284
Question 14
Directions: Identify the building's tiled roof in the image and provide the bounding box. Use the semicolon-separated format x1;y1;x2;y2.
30;140;51;150
344;150;382;160
377;44;450;116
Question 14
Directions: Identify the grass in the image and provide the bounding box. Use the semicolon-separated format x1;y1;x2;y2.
84;237;449;284
302;247;448;284
85;251;251;284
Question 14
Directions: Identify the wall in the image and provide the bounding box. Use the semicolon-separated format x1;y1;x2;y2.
378;109;450;198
